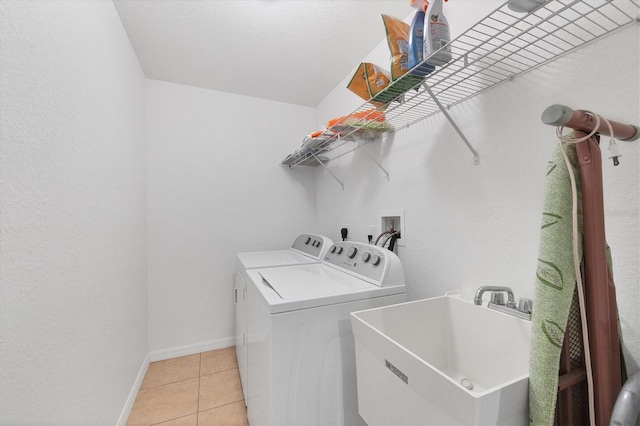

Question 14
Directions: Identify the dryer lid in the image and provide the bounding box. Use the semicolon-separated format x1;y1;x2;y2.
236;249;315;270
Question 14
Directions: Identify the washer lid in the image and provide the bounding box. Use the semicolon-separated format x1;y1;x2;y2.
248;264;405;314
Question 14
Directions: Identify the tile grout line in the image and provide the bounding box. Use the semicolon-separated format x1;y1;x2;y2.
197;399;246;414
140;375;201;391
149;413;196;426
199;366;240;379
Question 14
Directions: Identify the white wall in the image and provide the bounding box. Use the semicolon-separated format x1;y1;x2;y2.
1;2;637;422
315;2;640;373
146;80;317;357
0;1;148;425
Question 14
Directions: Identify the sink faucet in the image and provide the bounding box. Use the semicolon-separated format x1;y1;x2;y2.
474;286;532;321
474;286;515;307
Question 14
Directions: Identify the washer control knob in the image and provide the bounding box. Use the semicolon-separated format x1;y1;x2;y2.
336;246;343;255
330;245;337;253
361;252;371;262
313;240;320;247
305;237;311;245
346;247;358;259
370;255;382;266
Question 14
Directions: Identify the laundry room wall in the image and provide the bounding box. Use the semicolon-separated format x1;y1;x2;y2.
145;80;317;358
313;1;640;373
0;2;148;425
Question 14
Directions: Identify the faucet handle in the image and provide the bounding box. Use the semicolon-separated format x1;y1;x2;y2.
490;292;505;306
517;298;533;314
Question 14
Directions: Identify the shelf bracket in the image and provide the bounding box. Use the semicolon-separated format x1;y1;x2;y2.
312;153;344;190
422;82;480;165
356;140;391;182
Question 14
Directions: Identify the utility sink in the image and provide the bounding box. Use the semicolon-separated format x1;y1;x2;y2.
350;294;532;425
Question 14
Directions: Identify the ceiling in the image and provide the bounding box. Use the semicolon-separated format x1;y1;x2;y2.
113;0;413;107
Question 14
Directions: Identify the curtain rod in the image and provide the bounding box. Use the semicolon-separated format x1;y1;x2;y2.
541;104;640;142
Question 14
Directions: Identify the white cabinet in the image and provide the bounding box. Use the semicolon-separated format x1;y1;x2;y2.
234;268;248;402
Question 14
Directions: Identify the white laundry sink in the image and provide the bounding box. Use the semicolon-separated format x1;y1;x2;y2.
350;294;532;425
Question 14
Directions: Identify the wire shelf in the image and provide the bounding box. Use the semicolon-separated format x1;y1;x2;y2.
282;0;639;169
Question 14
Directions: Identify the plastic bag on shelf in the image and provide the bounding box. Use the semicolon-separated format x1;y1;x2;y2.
347;63;391;108
382;15;410;81
294;130;339;157
327;109;393;140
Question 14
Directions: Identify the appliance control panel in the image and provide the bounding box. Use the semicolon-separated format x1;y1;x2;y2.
290;234;332;260
323;242;405;287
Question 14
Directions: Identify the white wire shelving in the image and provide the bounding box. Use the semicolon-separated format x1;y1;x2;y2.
281;0;639;185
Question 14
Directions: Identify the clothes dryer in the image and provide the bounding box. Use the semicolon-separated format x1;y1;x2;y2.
245;241;406;425
235;234;332;401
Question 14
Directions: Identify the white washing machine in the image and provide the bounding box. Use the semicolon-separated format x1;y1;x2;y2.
244;241;406;425
235;234;333;401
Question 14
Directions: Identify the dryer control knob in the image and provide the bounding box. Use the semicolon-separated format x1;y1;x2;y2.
346;247;358;259
330;245;337;253
361;252;371;262
370;255;382;266
305;237;312;245
336;246;343;255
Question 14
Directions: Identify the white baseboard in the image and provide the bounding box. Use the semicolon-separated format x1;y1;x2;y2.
117;353;149;426
148;336;236;362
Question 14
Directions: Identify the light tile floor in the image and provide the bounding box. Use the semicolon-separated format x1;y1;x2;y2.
127;347;247;426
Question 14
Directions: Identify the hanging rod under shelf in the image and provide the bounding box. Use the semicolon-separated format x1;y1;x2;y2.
281;0;639;171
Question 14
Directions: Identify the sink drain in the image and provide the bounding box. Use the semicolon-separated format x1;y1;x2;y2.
460;378;474;390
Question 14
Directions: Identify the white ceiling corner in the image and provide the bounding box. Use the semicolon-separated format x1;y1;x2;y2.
113;0;413;107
